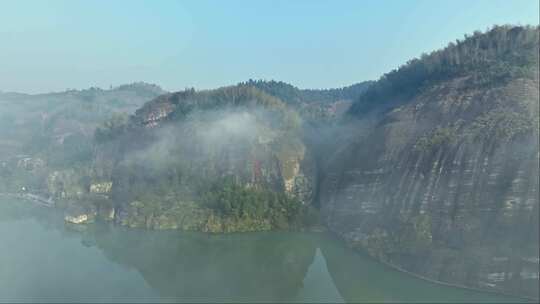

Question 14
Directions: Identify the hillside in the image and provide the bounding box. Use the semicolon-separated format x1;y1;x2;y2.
241;79;373;121
349;25;538;116
49;84;318;232
0;82;165;158
320;25;539;298
0;82;165;192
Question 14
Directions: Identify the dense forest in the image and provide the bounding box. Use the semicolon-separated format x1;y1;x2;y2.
240;79;372;122
349;25;539;116
241;79;373;105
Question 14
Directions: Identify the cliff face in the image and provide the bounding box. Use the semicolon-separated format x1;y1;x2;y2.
320;26;539;298
87;85;317;231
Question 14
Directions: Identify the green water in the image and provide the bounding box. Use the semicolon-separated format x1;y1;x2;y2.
0;199;526;303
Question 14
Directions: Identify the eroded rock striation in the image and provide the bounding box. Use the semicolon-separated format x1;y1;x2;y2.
320;25;539;298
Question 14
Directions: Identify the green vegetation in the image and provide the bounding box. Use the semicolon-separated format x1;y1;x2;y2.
0;83;165;191
470;109;538;142
201;177;303;229
349;25;539;116
357;214;433;261
396;214;433;255
414;126;459;152
240;79;372;105
240;79;372;123
47;134;94;168
81;84;316;232
414;107;537;153
94;113;130;142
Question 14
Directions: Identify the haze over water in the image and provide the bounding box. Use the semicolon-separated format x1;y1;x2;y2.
0;198;524;303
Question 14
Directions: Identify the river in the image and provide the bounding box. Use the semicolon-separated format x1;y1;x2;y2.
0;198;526;303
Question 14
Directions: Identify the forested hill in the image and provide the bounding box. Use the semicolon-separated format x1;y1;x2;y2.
239;80;373;121
0;82;166;164
241;79;373;105
85;84;317;233
348;25;539;116
114;84;298;134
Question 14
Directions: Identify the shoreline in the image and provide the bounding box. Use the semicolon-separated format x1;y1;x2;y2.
335;232;538;302
0;192;54;207
2;192;536;301
378;257;537;302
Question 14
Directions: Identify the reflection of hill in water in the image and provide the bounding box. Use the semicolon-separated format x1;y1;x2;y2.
0;199;524;303
318;236;526;303
295;248;344;303
82;224;318;302
85;224;520;303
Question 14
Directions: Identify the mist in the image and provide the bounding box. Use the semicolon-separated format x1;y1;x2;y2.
0;21;538;302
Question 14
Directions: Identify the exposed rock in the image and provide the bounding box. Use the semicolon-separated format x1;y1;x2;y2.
320;27;539;299
16;157;45;171
89;182;113;194
89;85;317;232
65;214;90;224
64;205;97;224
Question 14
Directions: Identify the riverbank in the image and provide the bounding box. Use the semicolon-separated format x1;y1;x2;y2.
336;233;537;302
0;192;54;207
1;193;534;301
0;203;523;304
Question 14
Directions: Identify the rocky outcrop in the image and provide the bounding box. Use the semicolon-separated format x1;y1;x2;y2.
136;98;176;128
320;26;539;299
89;182;113;194
17;157;45;171
321;131;539;297
88;85;318;232
65;214;91;224
64;204;97;224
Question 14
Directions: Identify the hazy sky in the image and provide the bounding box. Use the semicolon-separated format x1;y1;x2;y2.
1;0;538;93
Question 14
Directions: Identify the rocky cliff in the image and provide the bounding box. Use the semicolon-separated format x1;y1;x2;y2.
80;85;318;232
320;25;539;298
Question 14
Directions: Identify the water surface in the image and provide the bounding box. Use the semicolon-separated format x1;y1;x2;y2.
0;198;526;303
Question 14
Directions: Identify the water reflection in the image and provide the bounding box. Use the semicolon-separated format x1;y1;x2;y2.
0;199;528;303
295;248;345;303
81;224;318;302
319;235;526;303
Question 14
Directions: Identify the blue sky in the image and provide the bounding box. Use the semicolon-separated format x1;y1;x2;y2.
1;0;538;93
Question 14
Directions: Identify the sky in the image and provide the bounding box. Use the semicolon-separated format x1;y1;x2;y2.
1;0;538;93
